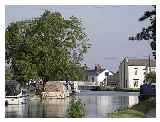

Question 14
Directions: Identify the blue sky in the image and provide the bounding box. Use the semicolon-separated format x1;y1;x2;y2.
5;5;154;72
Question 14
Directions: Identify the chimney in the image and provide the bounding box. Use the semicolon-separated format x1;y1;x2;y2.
95;64;101;72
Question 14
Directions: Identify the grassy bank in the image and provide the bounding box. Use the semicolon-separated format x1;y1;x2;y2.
108;97;156;118
108;109;144;118
93;86;139;92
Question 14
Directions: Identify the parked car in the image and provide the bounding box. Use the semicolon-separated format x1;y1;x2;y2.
139;83;156;101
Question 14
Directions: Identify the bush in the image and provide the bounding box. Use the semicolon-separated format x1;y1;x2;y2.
144;72;156;83
67;98;85;118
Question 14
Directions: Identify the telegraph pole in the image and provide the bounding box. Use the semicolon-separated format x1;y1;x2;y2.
149;55;151;73
123;57;127;88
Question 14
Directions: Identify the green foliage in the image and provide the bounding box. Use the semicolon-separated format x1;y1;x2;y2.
5;69;13;80
129;6;156;59
144;72;156;83
5;10;91;84
67;98;85;118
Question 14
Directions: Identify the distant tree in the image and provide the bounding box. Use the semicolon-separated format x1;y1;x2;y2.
5;10;91;85
129;6;156;59
144;72;156;83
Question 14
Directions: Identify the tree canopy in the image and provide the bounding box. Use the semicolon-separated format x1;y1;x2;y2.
5;10;91;85
129;6;156;59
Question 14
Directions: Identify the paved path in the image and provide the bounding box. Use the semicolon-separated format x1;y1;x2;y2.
145;108;156;118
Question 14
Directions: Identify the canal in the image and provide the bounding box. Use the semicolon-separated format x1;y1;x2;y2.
5;90;139;118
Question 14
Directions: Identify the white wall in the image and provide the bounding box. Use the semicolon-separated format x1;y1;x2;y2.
97;69;113;85
128;66;146;88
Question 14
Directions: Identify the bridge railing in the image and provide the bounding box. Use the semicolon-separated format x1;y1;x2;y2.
47;81;97;86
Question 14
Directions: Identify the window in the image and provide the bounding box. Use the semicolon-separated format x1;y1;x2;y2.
133;79;139;87
135;69;138;75
134;80;138;87
105;72;109;76
92;77;94;82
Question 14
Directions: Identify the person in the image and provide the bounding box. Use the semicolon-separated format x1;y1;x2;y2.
29;79;32;85
65;80;69;90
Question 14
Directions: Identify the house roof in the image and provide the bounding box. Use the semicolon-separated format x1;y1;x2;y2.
128;59;156;67
86;68;113;76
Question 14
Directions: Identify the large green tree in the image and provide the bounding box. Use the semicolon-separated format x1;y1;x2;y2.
129;6;156;59
6;10;91;85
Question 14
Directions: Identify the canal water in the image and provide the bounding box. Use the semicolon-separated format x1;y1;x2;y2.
5;90;139;118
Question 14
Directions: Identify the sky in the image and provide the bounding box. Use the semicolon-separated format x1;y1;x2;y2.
5;5;154;72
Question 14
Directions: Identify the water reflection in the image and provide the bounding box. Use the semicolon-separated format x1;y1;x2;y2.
27;98;70;118
80;95;138;117
5;91;139;118
128;96;139;108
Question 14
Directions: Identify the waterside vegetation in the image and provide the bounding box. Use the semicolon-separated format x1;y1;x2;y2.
67;98;85;118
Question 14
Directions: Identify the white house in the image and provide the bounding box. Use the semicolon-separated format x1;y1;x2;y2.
119;57;156;89
86;64;113;86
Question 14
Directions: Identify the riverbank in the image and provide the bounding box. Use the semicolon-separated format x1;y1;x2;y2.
108;97;156;118
92;86;139;92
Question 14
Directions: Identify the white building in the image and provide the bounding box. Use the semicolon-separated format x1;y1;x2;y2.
119;57;156;89
86;64;113;86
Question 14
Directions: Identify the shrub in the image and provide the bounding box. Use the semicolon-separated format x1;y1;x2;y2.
144;72;156;83
67;98;85;118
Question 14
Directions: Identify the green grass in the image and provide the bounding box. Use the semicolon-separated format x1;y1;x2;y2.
109;109;145;118
108;97;156;118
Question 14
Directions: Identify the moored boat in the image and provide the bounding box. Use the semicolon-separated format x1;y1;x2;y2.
5;89;28;105
41;82;69;99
